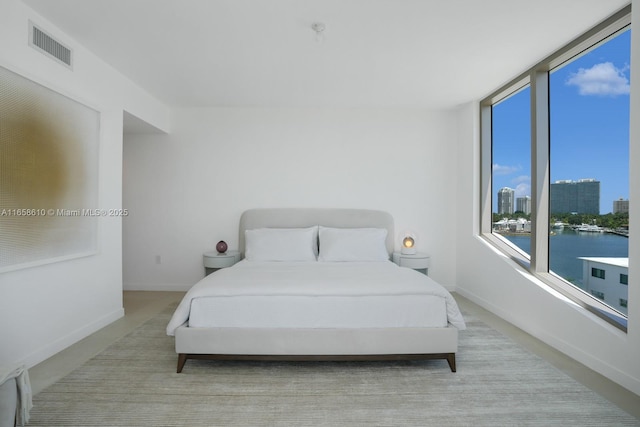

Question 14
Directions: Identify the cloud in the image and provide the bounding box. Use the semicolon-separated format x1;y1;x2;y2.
512;175;530;185
565;62;630;96
511;175;530;198
514;182;531;198
493;163;519;176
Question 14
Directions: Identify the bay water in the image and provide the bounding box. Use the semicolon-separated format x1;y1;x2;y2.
505;229;629;288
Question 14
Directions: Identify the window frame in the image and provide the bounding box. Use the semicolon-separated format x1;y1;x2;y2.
479;5;631;332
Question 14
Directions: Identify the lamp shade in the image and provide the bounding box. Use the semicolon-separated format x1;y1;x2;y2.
401;234;416;255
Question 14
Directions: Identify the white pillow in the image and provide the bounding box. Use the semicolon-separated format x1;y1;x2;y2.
318;226;389;262
245;227;318;261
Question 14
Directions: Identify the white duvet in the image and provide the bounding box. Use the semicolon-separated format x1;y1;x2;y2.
166;260;466;335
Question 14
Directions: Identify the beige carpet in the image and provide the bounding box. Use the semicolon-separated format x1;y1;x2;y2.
29;304;640;426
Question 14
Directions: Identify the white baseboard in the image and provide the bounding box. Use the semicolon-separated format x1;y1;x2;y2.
22;307;124;369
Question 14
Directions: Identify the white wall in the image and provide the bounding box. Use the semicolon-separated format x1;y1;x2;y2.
123;107;458;290
0;0;169;369
454;1;640;395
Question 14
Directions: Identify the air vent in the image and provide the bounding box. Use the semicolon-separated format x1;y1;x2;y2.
29;22;73;69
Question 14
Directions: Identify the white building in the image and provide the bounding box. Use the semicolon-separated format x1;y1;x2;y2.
579;257;629;315
516;196;532;215
613;198;630;214
492;218;531;233
497;187;515;215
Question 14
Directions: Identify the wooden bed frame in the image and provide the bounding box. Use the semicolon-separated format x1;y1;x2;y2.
173;208;459;373
177;353;456;373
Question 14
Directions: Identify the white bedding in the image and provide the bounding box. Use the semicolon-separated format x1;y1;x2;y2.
188;294;448;329
166;260;466;336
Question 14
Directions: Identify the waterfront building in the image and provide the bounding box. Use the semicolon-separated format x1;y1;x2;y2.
511;218;531;233
579;257;628;315
516;196;531;215
497;187;515;215
550;179;600;214
613;198;629;214
492;217;530;233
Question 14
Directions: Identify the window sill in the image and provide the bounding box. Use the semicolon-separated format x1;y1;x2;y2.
479;232;627;333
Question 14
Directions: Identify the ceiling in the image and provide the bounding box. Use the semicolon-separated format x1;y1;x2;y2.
23;0;629;110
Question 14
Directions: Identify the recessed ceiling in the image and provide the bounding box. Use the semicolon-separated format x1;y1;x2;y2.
23;0;629;109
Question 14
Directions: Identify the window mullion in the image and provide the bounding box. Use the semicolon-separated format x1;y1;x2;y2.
480;104;493;235
530;70;550;274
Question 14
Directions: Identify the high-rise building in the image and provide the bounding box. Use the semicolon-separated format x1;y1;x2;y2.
497;187;515;215
550;179;600;214
516;196;531;215
613;198;629;214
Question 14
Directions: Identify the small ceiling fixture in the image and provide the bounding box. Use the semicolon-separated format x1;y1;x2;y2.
311;22;325;43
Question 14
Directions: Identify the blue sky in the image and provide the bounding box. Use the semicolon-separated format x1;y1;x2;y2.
492;29;631;215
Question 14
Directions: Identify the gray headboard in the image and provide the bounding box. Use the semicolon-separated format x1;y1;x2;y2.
238;208;395;256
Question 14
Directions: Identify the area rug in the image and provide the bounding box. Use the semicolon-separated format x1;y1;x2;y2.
28;304;640;426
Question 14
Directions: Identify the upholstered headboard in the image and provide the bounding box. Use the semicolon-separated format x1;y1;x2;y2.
238;208;395;256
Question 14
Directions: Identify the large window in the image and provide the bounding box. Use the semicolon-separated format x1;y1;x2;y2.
491;86;531;256
481;6;631;330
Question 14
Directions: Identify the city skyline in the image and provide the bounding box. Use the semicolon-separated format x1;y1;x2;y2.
492;29;631;214
496;183;628;217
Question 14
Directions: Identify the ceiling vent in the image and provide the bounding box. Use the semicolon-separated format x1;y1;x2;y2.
29;21;73;69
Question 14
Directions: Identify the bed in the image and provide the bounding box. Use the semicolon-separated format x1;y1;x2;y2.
167;208;466;373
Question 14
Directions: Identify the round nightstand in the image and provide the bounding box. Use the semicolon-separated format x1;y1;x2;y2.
392;252;431;275
203;250;241;276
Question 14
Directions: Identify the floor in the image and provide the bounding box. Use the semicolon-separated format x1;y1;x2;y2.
29;291;640;420
28;291;183;395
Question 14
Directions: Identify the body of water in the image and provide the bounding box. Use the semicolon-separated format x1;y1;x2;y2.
505;229;629;288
